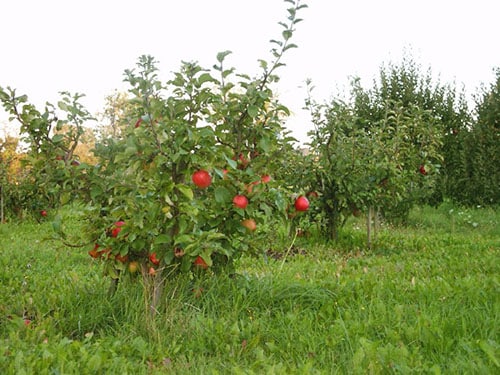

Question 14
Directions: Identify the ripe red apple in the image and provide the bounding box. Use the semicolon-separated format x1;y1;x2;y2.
261;174;271;184
134;118;143;128
149;252;160;266
232;195;249;209
234;153;249;170
88;243;102;258
111;221;125;238
192;170;212;188
241;218;257;232
40;210;48;217
294;196;309;212
419;165;427;175
193;255;208;269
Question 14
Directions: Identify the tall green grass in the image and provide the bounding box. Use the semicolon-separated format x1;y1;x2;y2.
0;204;498;373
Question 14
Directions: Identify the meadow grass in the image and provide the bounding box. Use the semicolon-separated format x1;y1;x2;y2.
0;204;498;374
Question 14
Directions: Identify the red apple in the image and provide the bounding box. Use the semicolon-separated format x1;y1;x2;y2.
111;221;125;238
232;195;249;209
234;153;249;170
294;196;309;212
261;174;271;183
135;118;143;128
40;210;48;217
88;244;100;259
149;252;160;265
193;255;208;269
419;165;427;175
192;170;212;188
241;218;257;232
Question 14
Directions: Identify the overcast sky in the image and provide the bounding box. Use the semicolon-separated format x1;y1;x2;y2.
1;0;499;143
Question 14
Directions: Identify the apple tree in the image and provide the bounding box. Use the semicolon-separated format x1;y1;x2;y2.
459;68;500;205
305;60;445;242
73;0;308;310
0;87;94;218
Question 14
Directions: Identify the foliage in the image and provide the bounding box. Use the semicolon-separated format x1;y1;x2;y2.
96;91;135;140
56;0;309;308
461;68;500;205
305;57;447;240
0;135;22;221
0;88;94;219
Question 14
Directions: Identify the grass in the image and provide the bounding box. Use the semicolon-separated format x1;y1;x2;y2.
0;204;499;374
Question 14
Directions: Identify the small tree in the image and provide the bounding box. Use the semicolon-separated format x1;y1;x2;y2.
64;0;309;313
463;68;500;205
306;57;445;242
0;88;94;216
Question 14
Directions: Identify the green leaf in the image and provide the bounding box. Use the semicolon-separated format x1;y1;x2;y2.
282;30;293;40
247;105;259;118
176;184;194;200
224;155;238;169
284;43;298;51
214;186;231;204
175;234;193;246
57;101;68;111
154;234;171;245
60;192;71;205
163;249;175;265
216;50;232;63
258;137;272;152
52;134;64;143
200;251;213;266
198;72;215;85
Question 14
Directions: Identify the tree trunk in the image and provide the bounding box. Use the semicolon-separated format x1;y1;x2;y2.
367;206;372;249
367;206;380;249
0;184;4;223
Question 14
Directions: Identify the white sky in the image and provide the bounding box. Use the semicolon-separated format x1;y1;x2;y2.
1;0;499;143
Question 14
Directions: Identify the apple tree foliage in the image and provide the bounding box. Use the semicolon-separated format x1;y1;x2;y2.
458;68;500;205
65;0;308;304
0;88;93;219
304;57;453;240
0;135;21;221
